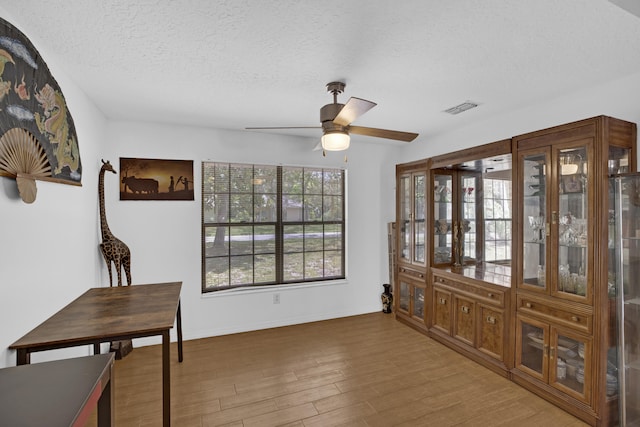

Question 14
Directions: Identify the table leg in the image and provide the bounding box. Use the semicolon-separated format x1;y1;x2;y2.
162;329;170;427
94;342;101;355
16;349;29;365
97;371;113;426
177;300;183;363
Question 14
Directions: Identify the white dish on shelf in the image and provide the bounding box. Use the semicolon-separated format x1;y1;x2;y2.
527;332;543;344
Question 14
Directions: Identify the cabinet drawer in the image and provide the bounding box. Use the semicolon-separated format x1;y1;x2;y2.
399;266;426;280
433;274;504;306
518;297;592;333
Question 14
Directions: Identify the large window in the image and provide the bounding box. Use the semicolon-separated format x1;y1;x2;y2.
202;162;345;292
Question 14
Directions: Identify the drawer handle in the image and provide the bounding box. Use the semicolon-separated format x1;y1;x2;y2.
525;302;533;309
487;293;494;298
438;298;447;305
571;315;579;322
486;316;496;324
461;305;470;314
438;278;445;283
419;274;424;278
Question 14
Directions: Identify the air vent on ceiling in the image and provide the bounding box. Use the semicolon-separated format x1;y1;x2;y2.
443;101;479;115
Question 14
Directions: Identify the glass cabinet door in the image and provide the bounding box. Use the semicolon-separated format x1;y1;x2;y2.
612;174;640;426
398;171;427;267
412;286;425;320
555;146;589;299
433;173;454;265
518;317;549;381
399;175;411;263
549;328;590;403
398;279;410;313
413;173;426;264
521;151;549;290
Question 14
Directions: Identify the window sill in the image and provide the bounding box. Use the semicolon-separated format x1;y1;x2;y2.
201;279;348;298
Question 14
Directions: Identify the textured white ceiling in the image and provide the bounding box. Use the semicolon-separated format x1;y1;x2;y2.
2;0;640;146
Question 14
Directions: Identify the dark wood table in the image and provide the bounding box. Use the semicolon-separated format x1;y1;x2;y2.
0;353;115;426
9;282;183;426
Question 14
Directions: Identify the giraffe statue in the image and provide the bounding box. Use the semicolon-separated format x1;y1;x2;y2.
98;159;132;287
99;159;134;359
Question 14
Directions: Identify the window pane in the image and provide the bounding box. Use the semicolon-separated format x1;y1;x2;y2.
305;251;324;278
304;169;323;194
254;225;275;254
230;226;253;256
305;224;323;252
230;255;253;285
212;163;229;193
324;170;342;195
205;257;229;289
325;224;342;250
284;225;303;252
205;226;228;257
230;194;252;222
204;194;229;223
304;195;323;221
284;253;303;281
324;196;342;221
283;167;303;194
254;194;276;222
283;195;302;221
325;251;342;276
254;165;277;193
231;164;253;193
255;254;275;283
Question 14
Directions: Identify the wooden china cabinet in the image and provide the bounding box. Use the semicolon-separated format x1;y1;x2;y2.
395;115;637;426
512;116;636;426
428;140;514;376
395;159;429;331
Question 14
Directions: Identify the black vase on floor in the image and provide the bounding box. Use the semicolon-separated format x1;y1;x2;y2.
381;283;393;313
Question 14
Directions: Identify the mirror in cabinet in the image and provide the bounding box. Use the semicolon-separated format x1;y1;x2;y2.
430;144;513;288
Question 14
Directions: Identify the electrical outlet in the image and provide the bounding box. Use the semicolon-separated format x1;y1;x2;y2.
273;293;280;304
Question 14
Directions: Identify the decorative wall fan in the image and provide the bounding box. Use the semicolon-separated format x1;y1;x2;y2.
246;82;419;154
0;127;52;203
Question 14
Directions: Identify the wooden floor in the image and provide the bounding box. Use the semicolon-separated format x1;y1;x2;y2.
102;313;587;426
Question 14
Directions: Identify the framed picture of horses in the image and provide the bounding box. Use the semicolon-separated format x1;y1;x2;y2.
119;157;194;201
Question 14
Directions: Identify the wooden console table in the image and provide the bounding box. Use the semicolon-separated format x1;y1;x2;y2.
9;282;183;426
0;353;114;426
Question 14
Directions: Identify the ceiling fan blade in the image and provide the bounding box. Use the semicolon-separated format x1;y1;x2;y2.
349;126;418;142
333;97;377;126
245;126;321;130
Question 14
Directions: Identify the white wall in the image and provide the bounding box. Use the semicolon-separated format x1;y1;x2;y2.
2;4;640;368
0;8;108;367
100;122;397;345
395;71;640;163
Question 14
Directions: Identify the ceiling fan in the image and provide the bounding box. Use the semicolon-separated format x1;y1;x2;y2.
246;82;419;154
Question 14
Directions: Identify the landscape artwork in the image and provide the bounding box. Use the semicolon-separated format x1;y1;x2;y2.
119;157;194;200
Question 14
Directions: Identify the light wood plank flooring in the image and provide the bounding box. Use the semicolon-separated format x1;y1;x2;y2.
104;313;587;426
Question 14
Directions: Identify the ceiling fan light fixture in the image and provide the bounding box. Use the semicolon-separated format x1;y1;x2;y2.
321;131;350;151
